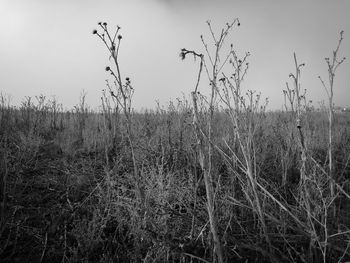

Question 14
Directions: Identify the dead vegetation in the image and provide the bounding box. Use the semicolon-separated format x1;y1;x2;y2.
0;22;349;263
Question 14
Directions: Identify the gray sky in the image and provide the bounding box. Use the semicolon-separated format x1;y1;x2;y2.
1;0;349;110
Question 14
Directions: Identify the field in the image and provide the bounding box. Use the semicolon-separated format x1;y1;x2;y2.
1;23;350;263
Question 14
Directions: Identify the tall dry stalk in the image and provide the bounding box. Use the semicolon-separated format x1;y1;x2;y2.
180;19;237;262
181;20;278;260
286;53;307;191
318;30;346;199
93;22;144;203
217;49;271;250
284;35;347;261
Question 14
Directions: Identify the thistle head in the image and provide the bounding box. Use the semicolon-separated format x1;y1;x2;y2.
179;49;187;60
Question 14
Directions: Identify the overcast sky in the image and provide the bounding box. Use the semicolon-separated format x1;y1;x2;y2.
1;0;349;110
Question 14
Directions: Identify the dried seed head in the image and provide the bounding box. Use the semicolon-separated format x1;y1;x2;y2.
118;35;122;40
126;77;130;81
98;22;102;25
92;29;98;35
105;66;110;71
179;51;186;60
238;22;241;26
103;22;107;26
297;119;301;128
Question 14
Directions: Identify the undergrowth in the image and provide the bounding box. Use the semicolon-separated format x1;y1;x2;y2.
0;22;349;263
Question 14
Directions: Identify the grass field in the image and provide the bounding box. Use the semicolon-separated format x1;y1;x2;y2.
0;23;349;263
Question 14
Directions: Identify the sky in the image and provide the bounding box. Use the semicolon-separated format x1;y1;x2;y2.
0;0;349;111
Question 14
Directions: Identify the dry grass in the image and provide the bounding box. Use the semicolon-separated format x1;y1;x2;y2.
0;23;349;263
